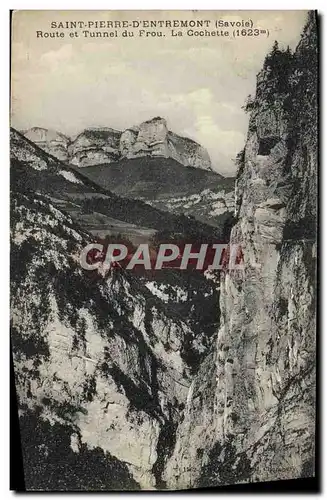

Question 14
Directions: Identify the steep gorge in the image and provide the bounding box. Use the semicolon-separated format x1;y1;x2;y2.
11;13;317;491
11;189;207;489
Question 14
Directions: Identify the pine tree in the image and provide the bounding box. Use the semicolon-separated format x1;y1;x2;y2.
272;40;279;54
242;94;255;113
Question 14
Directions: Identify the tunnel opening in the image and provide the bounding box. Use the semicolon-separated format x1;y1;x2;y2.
258;137;278;156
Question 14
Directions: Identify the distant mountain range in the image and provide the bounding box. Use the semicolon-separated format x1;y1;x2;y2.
23;117;213;170
21;118;235;228
11;128;231;242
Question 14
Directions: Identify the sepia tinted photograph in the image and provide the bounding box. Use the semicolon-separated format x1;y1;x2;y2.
10;10;318;491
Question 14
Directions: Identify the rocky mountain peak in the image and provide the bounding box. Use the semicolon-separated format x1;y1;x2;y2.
23;126;69;144
144;116;167;124
22;126;70;162
119;116;212;170
22;117;213;171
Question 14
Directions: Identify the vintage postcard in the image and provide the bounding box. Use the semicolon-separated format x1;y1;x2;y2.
10;10;318;491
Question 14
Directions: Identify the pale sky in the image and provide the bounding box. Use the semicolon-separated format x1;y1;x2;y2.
11;10;308;175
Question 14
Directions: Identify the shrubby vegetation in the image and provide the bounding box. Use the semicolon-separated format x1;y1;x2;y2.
20;409;140;491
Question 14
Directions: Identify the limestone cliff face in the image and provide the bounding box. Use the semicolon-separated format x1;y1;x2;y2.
11;190;198;490
120;117;212;171
10;134;220;489
23;118;213;171
23;127;70;162
164;13;317;489
68;128;122;167
168;131;212;171
120;118;169;159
